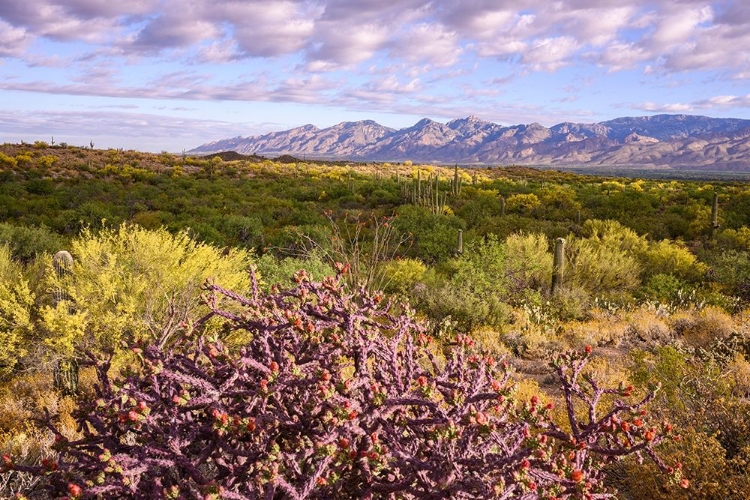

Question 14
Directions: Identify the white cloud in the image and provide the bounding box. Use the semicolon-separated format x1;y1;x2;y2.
695;94;750;108
0;0;747;76
0;0;152;43
222;1;318;58
391;23;462;67
596;42;650;71
307;22;390;66
634;102;694;112
0;21;30;57
564;6;635;47
2;0;750;124
366;75;422;93
650;6;713;46
522;36;580;71
633;94;750;113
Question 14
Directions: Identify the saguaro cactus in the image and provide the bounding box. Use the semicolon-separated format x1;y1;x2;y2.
457;229;463;255
551;238;565;294
52;250;78;396
710;192;720;238
500;197;506;217
451;164;462;197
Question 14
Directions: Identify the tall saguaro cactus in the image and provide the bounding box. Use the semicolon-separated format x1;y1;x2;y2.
551;238;566;294
451;164;462;197
710;192;720;238
457;229;463;255
52;250;78;396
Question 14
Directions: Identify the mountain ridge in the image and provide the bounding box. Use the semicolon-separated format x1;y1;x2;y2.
189;114;750;170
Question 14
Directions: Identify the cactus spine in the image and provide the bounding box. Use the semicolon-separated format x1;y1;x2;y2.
53;250;78;396
551;238;566;294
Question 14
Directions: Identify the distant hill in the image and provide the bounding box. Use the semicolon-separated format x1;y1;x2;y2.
202;151;266;162
189;114;750;170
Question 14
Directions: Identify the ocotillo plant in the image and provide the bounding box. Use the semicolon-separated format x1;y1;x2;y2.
52;250;78;396
552;237;566;294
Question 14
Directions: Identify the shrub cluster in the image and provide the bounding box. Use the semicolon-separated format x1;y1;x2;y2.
4;270;680;499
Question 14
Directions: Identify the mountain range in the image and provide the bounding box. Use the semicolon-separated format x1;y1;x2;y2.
189;114;750;170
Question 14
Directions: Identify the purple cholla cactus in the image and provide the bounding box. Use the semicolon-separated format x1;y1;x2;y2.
4;269;682;499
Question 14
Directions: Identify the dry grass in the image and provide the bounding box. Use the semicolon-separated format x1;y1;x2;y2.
0;369;93;498
674;305;737;349
623;309;673;347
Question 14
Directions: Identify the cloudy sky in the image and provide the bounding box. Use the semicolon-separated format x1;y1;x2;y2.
1;0;750;151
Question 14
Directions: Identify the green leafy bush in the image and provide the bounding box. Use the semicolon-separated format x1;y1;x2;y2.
642;240;706;282
39;224;254;357
566;237;641;295
0;246;34;378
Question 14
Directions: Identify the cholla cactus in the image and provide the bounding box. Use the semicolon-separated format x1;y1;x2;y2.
7;270;681;499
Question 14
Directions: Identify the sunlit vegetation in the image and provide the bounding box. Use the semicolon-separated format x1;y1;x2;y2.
0;142;749;498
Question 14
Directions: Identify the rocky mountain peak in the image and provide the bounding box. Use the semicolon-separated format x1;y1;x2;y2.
189;114;750;169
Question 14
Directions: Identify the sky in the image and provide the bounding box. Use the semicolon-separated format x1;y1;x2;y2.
1;0;750;152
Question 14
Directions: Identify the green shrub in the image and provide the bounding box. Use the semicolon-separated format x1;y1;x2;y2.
256;252;334;291
710;250;750;300
642;240;707;282
505;193;541;214
717;227;750;251
581;219;648;257
39;224;254;357
0;223;65;263
380;257;427;296
0;153;17;168
640;273;688;303
503;232;553;297
0;246;34;378
566;237;642;295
